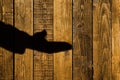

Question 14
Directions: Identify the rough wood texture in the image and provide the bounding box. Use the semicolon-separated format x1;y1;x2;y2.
93;0;112;80
73;0;93;80
0;0;13;80
1;0;120;80
54;0;72;80
33;0;54;80
14;0;33;80
112;0;120;80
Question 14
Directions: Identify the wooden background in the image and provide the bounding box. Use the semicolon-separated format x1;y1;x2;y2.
0;0;119;80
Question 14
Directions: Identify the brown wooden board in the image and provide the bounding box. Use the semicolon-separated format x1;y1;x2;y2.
14;0;33;80
112;0;120;80
54;0;72;80
73;0;93;80
0;0;13;80
93;0;112;79
33;0;54;80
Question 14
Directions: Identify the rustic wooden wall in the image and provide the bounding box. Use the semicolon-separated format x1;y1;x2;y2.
0;0;120;80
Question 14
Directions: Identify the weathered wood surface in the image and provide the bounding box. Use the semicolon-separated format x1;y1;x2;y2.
14;0;33;80
1;0;120;80
112;0;120;80
33;0;54;80
73;0;93;80
54;0;72;80
0;0;13;80
93;0;112;80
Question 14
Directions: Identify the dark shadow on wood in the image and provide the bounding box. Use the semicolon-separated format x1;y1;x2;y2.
0;21;72;54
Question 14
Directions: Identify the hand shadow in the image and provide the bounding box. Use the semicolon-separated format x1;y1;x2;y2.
0;21;72;54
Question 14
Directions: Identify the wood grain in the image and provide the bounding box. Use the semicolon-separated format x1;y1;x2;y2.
73;0;93;80
1;0;120;80
14;0;33;80
0;0;13;80
93;0;112;79
33;0;54;80
54;0;72;80
112;0;120;80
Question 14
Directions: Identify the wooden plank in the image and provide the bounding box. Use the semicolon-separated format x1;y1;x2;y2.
93;0;112;79
0;0;13;80
112;0;120;80
14;0;33;80
73;0;93;80
54;0;72;80
33;0;54;80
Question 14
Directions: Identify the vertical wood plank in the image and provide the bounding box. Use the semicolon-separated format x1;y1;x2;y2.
112;0;120;80
73;0;93;80
93;0;112;79
14;0;33;80
33;0;54;80
54;0;72;80
0;0;13;80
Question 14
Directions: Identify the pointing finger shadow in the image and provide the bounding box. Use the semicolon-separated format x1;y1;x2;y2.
0;21;72;54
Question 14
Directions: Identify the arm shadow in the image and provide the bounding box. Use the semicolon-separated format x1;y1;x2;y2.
0;21;72;54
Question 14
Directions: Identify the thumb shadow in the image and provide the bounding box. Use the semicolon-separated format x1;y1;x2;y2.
0;21;72;54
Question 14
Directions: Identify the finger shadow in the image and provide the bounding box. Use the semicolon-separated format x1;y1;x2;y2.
0;21;72;54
